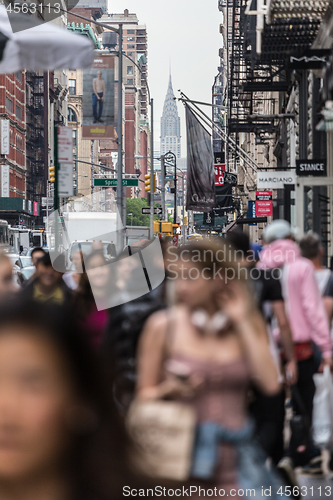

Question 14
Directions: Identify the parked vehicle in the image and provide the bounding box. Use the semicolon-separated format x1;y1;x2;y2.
9;227;30;254
0;220;9;252
16;265;35;287
56;212;118;266
16;256;33;269
30;229;46;248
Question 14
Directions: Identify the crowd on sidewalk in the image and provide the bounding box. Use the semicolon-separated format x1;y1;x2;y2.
0;223;331;500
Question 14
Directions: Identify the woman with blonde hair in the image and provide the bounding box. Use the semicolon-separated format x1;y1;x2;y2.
136;240;285;499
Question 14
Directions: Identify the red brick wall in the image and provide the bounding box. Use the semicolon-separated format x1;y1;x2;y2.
0;72;26;198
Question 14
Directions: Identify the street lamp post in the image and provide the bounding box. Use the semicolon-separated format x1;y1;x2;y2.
175;170;186;243
117;24;124;251
163;151;177;224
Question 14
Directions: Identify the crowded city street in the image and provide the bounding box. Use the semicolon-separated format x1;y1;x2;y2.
0;1;333;500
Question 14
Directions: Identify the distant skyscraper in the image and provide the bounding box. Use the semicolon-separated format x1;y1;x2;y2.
160;75;181;159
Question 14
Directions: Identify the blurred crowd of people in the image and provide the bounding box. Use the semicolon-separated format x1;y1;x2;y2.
0;222;332;500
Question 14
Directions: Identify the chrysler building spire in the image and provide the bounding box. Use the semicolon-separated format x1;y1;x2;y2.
160;74;181;158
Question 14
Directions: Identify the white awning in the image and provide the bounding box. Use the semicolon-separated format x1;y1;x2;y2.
0;6;94;73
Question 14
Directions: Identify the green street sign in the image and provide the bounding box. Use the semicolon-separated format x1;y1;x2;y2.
94;178;139;187
122;178;139;187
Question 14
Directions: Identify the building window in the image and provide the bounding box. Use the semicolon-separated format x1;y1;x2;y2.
16;71;22;83
127;79;133;85
68;107;77;122
16;105;23;122
72;129;77;147
127;36;135;41
127;66;133;75
17;135;23;150
127;29;135;34
69;79;76;95
128;45;135;49
6;97;13;114
128;51;133;56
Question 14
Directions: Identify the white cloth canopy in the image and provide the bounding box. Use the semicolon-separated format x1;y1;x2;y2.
0;5;94;73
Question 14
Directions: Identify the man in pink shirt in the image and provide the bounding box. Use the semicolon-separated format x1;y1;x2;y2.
259;220;332;479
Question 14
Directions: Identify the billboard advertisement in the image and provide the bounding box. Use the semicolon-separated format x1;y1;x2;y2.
82;54;116;140
214;165;225;186
256;191;273;217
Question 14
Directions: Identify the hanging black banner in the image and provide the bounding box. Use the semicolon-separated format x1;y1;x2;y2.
185;105;216;212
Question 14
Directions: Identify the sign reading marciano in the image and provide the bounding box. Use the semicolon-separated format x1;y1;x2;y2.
257;171;296;190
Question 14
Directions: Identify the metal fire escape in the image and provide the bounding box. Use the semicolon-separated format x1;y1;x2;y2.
212;69;224;154
25;71;45;213
225;0;329;168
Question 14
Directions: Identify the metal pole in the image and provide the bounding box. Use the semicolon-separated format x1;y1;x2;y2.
182;175;185;242
173;156;177;224
46;182;49;240
54;126;59;252
150;98;154;239
117;24;123;250
161;154;165;220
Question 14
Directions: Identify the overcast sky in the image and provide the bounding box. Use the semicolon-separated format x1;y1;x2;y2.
108;0;222;156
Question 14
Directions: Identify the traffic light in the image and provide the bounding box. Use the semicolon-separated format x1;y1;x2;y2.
145;173;151;192
145;173;157;193
49;165;55;183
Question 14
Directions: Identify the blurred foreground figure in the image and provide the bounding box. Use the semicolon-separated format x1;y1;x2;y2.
260;220;332;480
102;242;167;412
299;232;333;328
63;250;84;291
226;229;295;466
30;247;46;268
22;253;71;305
0;253;15;298
72;251;110;347
136;241;284;499
0;299;135;500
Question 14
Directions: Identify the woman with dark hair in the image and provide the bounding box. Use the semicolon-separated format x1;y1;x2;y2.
72;250;110;347
136;240;284;499
0;298;134;500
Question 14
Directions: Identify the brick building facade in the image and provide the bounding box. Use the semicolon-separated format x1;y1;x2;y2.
0;72;26;199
